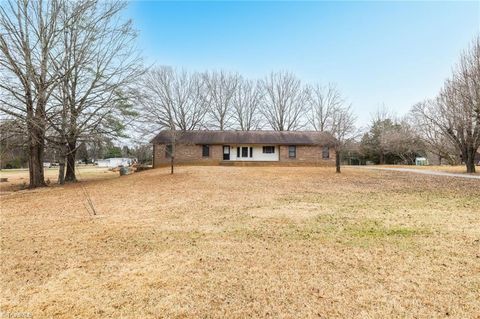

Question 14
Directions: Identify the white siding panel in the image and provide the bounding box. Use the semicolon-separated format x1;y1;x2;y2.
229;145;279;161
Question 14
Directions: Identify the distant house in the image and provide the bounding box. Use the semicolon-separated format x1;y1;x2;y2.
150;130;336;167
96;158;136;168
415;157;428;166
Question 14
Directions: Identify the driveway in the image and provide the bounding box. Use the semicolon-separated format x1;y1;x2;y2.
351;166;480;180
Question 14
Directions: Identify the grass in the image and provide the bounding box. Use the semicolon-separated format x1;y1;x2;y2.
345;220;423;238
1;166;479;318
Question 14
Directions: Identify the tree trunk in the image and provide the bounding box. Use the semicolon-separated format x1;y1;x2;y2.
58;161;65;185
65;139;77;182
169;142;175;174
336;148;341;173
465;146;476;173
28;143;46;188
57;143;68;184
27;123;46;188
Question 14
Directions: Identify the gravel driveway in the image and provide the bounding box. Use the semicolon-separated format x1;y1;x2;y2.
351;166;480;180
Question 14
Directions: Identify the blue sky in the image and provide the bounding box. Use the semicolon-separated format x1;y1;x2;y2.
126;1;479;126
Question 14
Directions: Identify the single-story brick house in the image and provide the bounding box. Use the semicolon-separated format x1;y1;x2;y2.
151;130;337;167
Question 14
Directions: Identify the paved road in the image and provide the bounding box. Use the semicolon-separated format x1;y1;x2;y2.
351;166;480;180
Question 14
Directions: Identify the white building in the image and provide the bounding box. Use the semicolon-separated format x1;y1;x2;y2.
95;158;136;168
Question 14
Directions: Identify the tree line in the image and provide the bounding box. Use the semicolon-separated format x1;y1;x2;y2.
1;0;478;188
138;67;355;134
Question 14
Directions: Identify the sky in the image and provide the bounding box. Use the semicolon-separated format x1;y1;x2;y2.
125;1;480;127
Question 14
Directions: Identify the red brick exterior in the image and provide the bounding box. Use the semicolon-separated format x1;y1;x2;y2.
153;144;335;167
278;145;335;166
153;144;223;167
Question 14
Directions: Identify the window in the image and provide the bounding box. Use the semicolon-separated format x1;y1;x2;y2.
288;145;296;158
165;144;173;158
249;147;253;158
322;146;329;159
241;147;248;157
262;146;275;154
202;145;210;157
237;147;240;158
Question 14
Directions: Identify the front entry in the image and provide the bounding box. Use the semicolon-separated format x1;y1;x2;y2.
223;145;230;160
237;146;252;158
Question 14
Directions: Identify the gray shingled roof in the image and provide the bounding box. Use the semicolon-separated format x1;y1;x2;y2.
151;130;337;146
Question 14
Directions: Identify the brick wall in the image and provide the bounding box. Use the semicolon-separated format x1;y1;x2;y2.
153;144;223;167
278;145;336;166
153;143;335;167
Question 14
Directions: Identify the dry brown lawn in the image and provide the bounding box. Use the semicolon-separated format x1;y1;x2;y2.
0;166;118;193
1;166;479;318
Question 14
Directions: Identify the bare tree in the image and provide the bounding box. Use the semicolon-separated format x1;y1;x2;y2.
260;71;308;131
381;119;425;164
409;111;459;165
232;77;263;130
412;37;480;173
0;0;65;188
138;67;210;175
47;0;142;183
308;83;342;132
331;104;357;173
140;66;207;133
307;84;357;171
202;70;239;130
139;67;209;174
